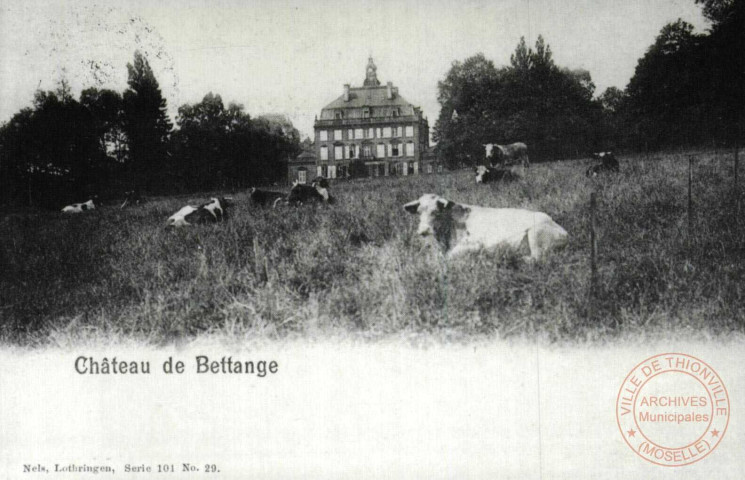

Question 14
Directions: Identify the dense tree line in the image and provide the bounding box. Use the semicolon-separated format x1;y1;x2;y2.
0;51;300;208
434;0;744;166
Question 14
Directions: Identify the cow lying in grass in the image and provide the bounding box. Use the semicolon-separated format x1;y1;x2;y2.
403;194;567;261
475;165;519;184
250;187;285;206
485;142;530;168
280;177;335;206
166;197;232;228
62;199;96;213
586;151;620;177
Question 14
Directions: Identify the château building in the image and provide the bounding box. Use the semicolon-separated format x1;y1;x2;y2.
307;58;435;180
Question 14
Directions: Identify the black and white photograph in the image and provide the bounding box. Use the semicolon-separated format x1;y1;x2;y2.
1;0;743;477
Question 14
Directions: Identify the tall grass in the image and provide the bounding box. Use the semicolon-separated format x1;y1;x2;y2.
1;150;743;346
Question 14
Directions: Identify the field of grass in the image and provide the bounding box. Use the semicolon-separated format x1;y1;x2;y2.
1;149;744;346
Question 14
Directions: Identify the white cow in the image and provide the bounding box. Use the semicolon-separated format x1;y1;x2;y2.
166;197;231;228
403;194;567;260
62;199;95;213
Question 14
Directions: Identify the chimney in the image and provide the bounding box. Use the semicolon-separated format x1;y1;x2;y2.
387;81;393;100
343;84;350;102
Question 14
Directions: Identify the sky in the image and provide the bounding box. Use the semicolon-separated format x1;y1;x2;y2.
0;0;708;140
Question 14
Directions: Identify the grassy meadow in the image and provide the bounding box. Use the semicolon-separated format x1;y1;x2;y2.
1;150;744;346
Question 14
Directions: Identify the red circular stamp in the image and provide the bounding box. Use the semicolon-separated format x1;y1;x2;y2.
616;353;730;466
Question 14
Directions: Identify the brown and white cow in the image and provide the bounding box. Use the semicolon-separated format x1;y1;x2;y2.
403;194;567;260
166;197;232;228
586;151;620;177
485;142;530;168
62;199;96;213
475;165;519;184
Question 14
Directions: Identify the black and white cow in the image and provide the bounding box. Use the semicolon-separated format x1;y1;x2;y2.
249;187;285;206
119;190;143;209
404;194;567;260
284;179;334;206
62;199;96;213
166;197;232;228
474;165;519;184
586;151;620;177
485;142;530;168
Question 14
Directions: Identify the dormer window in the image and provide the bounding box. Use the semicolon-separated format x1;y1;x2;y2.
335;111;344;119
392;108;400;117
363;108;370;118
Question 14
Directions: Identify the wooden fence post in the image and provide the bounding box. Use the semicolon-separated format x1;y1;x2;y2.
589;192;598;314
688;155;694;243
735;145;740;226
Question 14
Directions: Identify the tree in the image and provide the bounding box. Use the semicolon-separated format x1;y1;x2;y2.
433;53;502;167
169;93;300;191
122;51;172;193
434;37;601;164
623;20;713;148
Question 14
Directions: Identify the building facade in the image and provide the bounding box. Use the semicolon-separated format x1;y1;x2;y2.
312;58;434;179
288;150;317;184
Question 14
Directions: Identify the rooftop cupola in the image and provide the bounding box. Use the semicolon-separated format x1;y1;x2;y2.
364;56;381;87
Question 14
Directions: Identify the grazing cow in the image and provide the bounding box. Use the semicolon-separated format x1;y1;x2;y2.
586;151;620;177
166;197;232;228
485;142;530;168
403;194;567;260
62;199;95;213
119;190;143;209
475;165;519;184
249;187;285;206
285;180;335;206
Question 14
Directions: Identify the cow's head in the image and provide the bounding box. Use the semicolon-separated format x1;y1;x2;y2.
592;151;611;160
475;165;489;184
404;194;455;237
312;176;329;189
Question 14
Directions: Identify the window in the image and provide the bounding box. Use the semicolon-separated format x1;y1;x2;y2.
347;144;357;159
334;111;343;119
347;129;353;140
392;108;399;117
328;165;337;179
376;144;386;158
406;142;414;157
363;145;372;158
427;164;433;174
320;130;328;141
383;127;391;138
334;130;343;141
320;145;328;161
405;126;414;137
408;161;415;175
355;128;364;139
391;144;400;157
376;128;382;138
334;145;343;160
367;128;374;138
363;108;370;118
395;126;402;137
338;165;348;178
298;168;307;183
